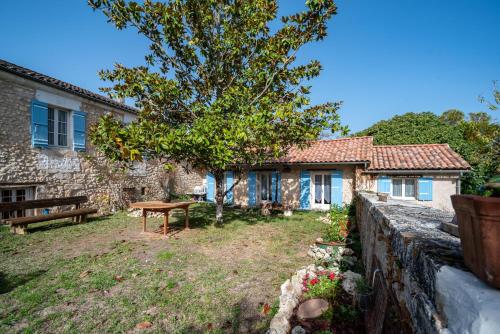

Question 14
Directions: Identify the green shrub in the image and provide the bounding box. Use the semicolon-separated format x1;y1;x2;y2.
324;204;350;243
303;271;341;300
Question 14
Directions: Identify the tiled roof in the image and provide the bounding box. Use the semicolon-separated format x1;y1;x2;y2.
0;59;137;114
275;136;373;164
369;144;471;171
269;137;470;171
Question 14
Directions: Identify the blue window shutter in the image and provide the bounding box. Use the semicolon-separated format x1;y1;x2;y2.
248;171;257;207
377;176;391;193
225;171;234;204
73;111;87;151
331;170;343;206
31;100;49;148
300;170;310;209
277;172;282;204
206;173;215;202
418;177;433;201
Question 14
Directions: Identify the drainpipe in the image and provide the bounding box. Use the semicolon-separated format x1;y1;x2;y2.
458;172;462;195
372;268;382;288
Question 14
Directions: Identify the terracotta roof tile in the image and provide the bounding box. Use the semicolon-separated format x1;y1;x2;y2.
369;144;471;170
269;137;470;171
0;59;137;114
274;136;373;164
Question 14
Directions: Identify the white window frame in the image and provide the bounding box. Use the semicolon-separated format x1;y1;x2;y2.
390;178;416;200
48;106;71;148
310;172;332;210
0;187;34;219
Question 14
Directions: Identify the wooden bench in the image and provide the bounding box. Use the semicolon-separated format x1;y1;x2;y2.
0;196;98;234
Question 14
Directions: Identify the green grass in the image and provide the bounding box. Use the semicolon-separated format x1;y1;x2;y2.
0;204;325;333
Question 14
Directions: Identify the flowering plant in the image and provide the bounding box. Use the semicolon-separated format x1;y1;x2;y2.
302;271;342;299
325;204;350;243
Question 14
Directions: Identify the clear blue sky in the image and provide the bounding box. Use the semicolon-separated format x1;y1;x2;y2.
1;0;499;133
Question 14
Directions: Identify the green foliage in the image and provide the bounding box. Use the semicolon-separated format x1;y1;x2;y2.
88;0;346;222
304;274;341;299
170;193;192;201
324;204;349;243
354;277;372;295
334;304;359;322
355;111;499;194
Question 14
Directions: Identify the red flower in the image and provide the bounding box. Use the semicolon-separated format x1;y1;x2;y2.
304;273;309;280
328;272;336;280
310;278;320;285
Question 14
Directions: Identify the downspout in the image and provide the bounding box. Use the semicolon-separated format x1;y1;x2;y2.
458;172;462;195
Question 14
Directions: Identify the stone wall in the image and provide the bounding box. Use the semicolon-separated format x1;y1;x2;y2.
0;73;202;213
356;192;500;334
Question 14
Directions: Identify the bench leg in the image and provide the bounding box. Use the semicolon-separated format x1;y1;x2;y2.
81;214;87;223
184;207;190;229
11;225;27;235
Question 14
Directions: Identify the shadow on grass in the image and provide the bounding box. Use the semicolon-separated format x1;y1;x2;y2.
27;215;113;233
169;203;278;230
0;270;47;294
172;297;266;334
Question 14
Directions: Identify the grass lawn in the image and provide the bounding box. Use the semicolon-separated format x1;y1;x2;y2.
0;204;326;334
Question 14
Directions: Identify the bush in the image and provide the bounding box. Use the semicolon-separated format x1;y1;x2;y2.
303;271;342;300
325;204;350;243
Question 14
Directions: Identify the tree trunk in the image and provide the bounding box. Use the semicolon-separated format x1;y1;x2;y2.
215;172;224;225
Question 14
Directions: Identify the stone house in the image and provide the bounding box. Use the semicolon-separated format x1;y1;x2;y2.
0;59;202;218
207;136;470;212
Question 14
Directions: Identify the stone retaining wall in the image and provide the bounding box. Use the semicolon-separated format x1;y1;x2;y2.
356;192;500;334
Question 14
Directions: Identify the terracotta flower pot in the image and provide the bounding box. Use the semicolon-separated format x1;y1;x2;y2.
451;194;500;289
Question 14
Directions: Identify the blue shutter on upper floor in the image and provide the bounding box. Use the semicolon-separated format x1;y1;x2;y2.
31;100;49;148
225;171;234;204
377;176;391;193
73;111;87;151
206;173;215;202
331;170;343;207
418;177;433;201
248;171;257;207
300;170;310;209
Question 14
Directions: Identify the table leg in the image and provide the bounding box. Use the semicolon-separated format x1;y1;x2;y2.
142;209;147;232
184;207;190;229
163;210;169;236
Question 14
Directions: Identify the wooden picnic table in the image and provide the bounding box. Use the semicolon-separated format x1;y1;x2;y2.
129;201;194;236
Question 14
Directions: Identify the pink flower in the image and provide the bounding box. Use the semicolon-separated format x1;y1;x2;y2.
328;272;336;280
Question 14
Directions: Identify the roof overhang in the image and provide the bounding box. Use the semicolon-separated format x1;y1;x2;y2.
364;169;470;174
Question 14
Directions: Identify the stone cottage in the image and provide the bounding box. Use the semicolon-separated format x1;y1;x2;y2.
0;59;202;219
207;136;471;212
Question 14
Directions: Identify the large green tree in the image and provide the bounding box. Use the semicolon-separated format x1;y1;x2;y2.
88;0;345;223
355;111;499;194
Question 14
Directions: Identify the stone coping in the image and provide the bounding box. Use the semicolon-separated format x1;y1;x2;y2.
357;192;500;334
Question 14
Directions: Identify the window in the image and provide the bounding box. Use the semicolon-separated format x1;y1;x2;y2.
0;188;33;220
260;173;272;201
391;178;416;199
312;173;331;209
48;107;68;147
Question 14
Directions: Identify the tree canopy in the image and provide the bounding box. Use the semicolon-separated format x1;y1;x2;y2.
88;0;344;223
355;111;499;194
